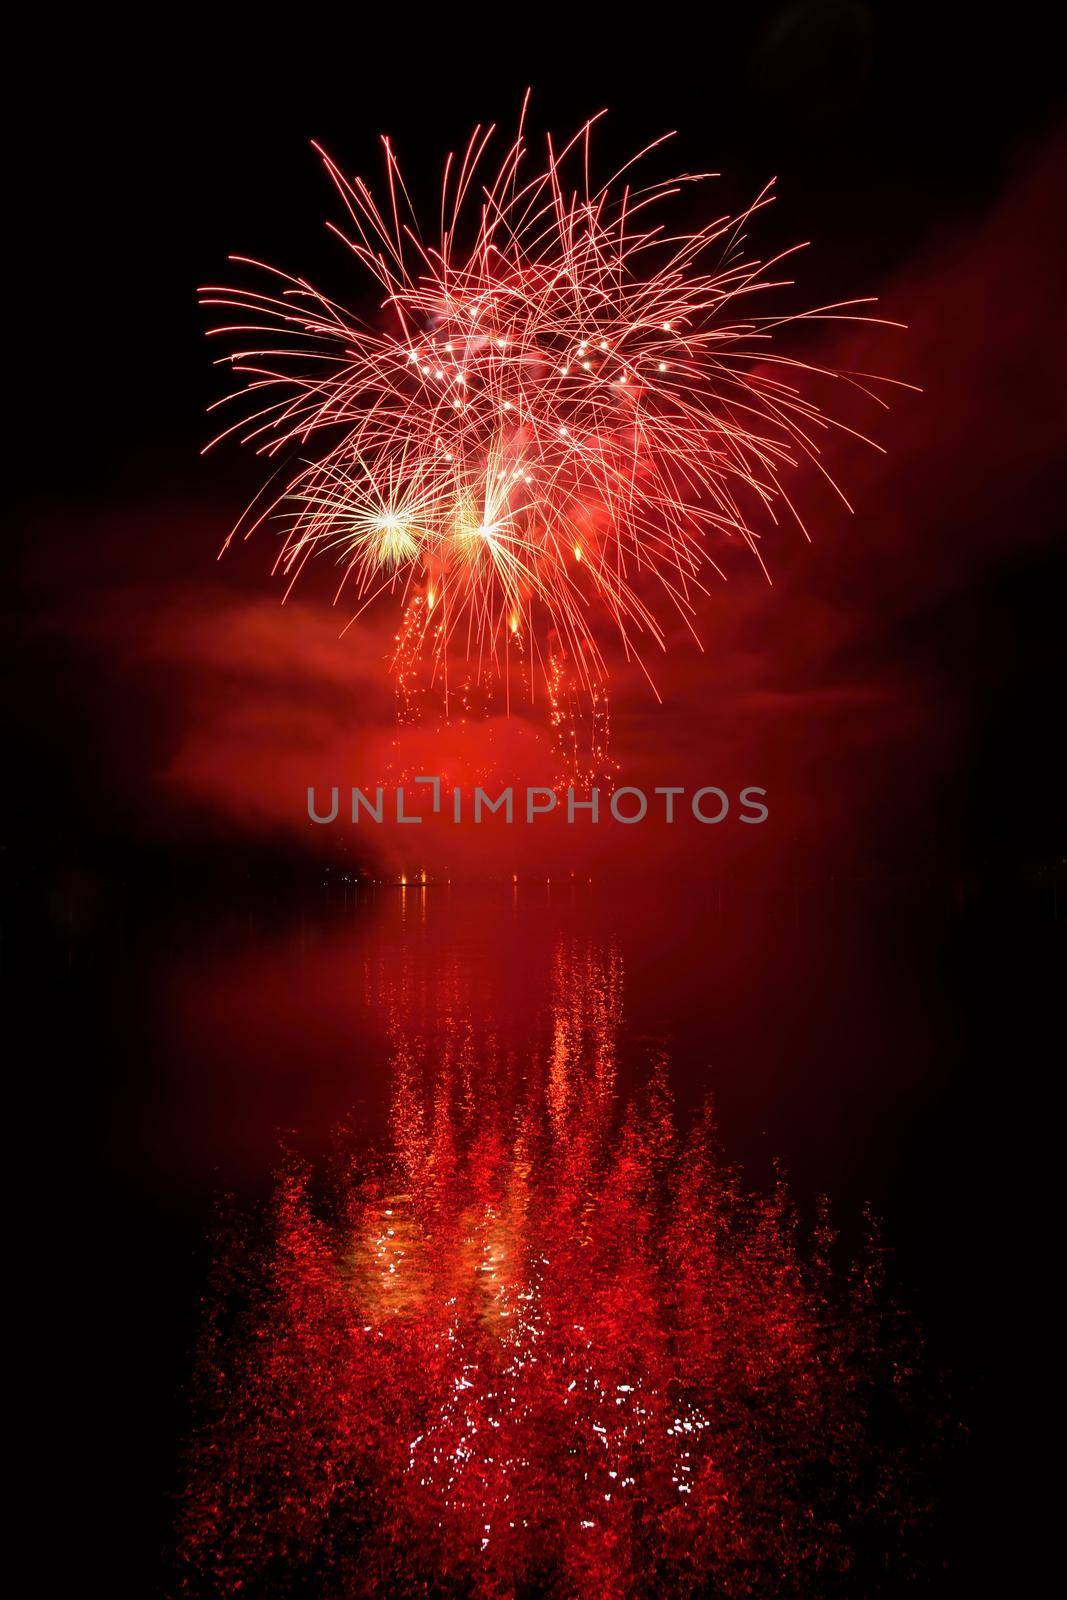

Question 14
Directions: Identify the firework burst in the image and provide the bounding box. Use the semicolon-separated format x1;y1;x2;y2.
201;99;898;700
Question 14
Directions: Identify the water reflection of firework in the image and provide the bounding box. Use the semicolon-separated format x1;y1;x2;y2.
201;102;901;703
177;940;937;1598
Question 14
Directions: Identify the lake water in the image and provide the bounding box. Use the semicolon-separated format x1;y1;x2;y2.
55;869;1051;1592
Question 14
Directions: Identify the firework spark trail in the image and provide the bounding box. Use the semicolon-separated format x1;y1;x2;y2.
202;101;903;699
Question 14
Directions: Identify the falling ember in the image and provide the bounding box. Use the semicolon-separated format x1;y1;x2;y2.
176;940;940;1598
200;100;901;700
547;643;616;793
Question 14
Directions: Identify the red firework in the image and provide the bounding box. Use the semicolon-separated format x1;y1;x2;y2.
201;99;900;699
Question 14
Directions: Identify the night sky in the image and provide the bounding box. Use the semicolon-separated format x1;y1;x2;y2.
11;7;1065;880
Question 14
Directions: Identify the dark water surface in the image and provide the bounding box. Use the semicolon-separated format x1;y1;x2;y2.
100;881;958;1202
45;871;1057;1592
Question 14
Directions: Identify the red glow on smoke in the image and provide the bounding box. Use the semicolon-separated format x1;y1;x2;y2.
176;940;934;1597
